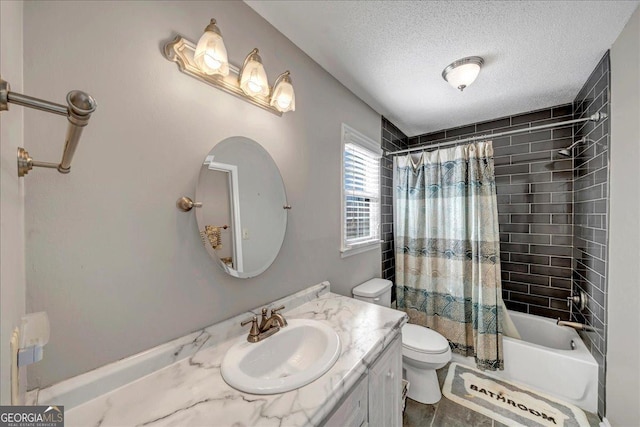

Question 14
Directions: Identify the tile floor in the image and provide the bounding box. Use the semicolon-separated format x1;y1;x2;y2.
402;364;601;427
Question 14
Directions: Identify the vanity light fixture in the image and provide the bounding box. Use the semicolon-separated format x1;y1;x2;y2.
193;19;229;76
270;71;296;113
442;56;484;91
163;19;296;117
239;49;269;98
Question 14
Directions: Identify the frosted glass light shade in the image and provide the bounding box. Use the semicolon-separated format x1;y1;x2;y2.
239;49;270;98
270;71;295;113
194;19;229;76
442;56;484;91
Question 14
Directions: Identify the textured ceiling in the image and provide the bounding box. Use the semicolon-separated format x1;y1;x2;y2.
245;1;639;136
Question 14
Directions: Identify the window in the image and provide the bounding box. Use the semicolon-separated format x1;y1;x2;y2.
341;123;382;256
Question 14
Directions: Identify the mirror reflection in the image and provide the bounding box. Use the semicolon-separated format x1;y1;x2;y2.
195;136;287;278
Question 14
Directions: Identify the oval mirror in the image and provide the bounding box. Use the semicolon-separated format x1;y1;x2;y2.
195;137;287;278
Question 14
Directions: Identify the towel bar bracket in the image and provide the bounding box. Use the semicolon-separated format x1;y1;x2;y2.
0;76;97;178
0;79;8;111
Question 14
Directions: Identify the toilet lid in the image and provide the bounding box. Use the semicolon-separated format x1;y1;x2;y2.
402;324;450;354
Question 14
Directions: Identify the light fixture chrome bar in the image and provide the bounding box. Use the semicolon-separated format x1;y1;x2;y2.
163;35;282;117
1;77;97;177
385;112;606;156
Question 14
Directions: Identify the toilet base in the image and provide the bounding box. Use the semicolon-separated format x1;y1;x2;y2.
404;365;442;404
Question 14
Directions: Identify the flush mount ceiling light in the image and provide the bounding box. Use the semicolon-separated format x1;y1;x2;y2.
163;19;296;116
442;56;484;91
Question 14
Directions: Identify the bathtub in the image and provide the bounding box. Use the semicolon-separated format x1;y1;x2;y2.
451;310;599;413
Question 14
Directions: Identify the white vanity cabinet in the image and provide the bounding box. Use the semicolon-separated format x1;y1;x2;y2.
368;335;402;427
322;335;403;427
322;376;368;427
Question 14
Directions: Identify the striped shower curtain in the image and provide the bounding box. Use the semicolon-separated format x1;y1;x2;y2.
394;141;504;370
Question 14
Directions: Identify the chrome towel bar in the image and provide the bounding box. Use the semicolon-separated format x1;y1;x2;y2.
0;77;97;177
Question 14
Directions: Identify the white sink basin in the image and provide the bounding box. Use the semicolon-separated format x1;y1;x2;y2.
221;319;341;394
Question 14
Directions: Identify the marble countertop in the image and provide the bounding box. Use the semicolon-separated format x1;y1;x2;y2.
41;283;407;427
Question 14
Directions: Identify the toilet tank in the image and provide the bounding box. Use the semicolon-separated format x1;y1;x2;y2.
352;278;392;308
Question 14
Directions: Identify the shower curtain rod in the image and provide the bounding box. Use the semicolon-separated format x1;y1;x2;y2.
385;112;606;156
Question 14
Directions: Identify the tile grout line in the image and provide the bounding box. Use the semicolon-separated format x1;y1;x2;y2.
429;402;439;427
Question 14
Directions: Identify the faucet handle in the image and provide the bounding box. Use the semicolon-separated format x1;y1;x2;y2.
271;305;285;315
241;316;260;342
241;316;257;327
271;305;288;327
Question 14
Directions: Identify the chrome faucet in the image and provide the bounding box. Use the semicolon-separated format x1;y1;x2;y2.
241;305;288;343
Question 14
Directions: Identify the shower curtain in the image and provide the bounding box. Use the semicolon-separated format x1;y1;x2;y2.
394;141;504;370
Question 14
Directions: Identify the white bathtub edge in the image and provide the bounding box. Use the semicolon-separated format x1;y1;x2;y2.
451;310;598;413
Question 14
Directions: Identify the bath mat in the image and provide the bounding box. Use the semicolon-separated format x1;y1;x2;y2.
443;363;590;427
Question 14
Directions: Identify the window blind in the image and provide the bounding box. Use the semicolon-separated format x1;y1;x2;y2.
342;124;382;251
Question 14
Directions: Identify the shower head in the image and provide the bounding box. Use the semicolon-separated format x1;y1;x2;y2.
557;138;583;158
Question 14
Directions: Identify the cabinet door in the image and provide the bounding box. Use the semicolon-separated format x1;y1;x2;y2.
322;375;368;427
368;335;402;427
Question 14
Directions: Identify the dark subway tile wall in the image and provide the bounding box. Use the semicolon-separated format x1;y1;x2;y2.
381;117;408;299
572;52;610;419
405;105;576;321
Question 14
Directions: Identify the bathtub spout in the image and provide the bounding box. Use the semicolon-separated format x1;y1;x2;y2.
556;319;596;332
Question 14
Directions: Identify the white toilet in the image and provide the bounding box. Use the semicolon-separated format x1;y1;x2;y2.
352;278;452;404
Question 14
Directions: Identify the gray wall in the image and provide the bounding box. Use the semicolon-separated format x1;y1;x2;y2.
0;1;26;404
23;1;381;389
608;5;640;424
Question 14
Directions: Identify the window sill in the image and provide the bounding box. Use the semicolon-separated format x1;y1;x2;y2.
340;240;382;258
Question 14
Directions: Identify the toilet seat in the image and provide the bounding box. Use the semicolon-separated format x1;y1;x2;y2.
402;324;450;354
